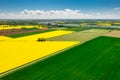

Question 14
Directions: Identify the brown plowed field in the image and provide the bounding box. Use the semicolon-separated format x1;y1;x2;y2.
0;29;45;36
104;30;120;38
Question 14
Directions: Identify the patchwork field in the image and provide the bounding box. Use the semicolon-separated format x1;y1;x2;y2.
104;30;120;38
0;30;79;74
1;36;120;80
0;41;79;74
0;28;119;80
48;29;109;43
0;30;73;41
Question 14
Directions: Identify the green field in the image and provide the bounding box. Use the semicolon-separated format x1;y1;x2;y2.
1;36;120;80
48;29;109;43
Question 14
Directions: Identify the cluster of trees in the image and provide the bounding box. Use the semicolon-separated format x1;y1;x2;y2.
37;38;46;42
0;20;39;25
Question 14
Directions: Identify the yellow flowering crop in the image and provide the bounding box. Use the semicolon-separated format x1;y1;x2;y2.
113;22;120;24
0;26;21;30
97;23;111;26
0;25;35;30
13;30;73;41
0;36;12;41
0;41;79;73
0;30;78;73
22;26;35;28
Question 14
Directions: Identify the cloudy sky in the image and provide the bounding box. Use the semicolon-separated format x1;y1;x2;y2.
0;0;120;19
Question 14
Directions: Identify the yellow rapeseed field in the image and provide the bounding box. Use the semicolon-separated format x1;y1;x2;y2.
0;36;12;41
0;25;46;30
0;41;79;73
13;30;73;41
97;23;111;26
0;26;21;30
114;22;120;24
0;30;79;73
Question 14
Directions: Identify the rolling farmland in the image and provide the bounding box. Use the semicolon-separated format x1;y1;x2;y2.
0;1;120;79
1;36;120;80
0;28;120;80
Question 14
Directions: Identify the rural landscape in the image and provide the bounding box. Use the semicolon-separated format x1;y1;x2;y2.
0;19;120;80
0;0;120;80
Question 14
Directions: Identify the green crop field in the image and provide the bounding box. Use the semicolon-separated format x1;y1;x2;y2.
48;29;109;43
1;36;120;80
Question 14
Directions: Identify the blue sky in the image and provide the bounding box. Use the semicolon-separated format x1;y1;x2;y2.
0;0;119;13
0;0;120;19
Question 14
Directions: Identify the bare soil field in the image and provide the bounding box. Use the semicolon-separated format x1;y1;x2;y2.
104;30;120;38
0;29;46;36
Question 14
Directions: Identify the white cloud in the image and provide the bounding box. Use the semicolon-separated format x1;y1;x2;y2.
114;7;120;10
113;7;120;13
0;8;120;19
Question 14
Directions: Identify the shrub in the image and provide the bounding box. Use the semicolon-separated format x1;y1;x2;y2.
37;38;46;42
